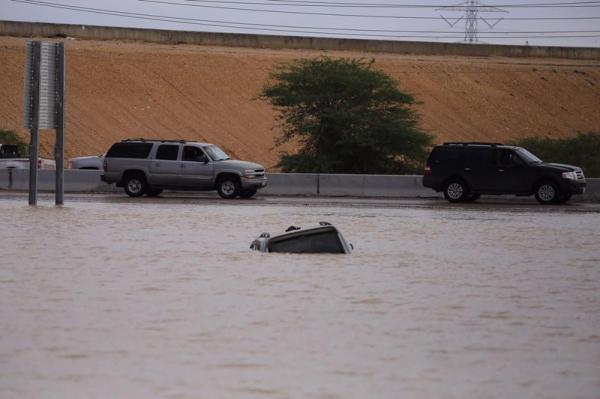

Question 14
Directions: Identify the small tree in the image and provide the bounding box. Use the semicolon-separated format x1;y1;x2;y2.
260;57;432;174
0;129;28;156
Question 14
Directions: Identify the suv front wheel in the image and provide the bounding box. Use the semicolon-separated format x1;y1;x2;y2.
534;181;559;204
216;176;241;199
124;173;148;197
443;179;468;203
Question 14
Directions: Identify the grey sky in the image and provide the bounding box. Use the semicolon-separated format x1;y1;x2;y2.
1;0;599;47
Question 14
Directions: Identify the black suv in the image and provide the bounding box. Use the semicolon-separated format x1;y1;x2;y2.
423;142;586;204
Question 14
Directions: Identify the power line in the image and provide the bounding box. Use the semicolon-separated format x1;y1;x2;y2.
258;0;600;6
9;0;600;41
138;0;600;7
138;0;600;20
10;0;600;36
10;0;600;21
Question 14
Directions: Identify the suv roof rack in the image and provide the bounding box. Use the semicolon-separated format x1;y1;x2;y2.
121;138;187;143
443;142;504;147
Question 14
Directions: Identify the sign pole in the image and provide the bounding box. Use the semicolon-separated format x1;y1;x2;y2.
28;41;41;206
55;42;65;206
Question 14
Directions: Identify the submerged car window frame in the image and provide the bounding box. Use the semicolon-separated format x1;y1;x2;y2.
268;230;345;254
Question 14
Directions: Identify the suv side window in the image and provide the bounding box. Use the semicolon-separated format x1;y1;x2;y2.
106;143;153;158
464;148;493;167
430;147;460;165
496;149;523;167
156;144;179;160
183;146;208;162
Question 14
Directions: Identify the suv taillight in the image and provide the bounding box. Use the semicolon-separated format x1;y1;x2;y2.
37;159;42;169
424;165;432;176
103;158;108;172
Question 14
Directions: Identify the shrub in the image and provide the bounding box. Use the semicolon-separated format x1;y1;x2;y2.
0;129;28;157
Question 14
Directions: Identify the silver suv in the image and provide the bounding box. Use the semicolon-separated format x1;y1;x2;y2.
101;139;267;199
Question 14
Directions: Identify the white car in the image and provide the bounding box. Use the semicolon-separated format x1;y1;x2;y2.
69;154;104;170
0;144;55;169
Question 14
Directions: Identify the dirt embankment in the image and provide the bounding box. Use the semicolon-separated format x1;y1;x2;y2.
1;36;599;169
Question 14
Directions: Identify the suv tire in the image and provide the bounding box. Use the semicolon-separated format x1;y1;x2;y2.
124;173;148;197
534;180;559;204
217;175;240;199
443;179;468;203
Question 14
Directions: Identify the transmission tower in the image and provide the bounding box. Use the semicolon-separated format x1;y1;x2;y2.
437;0;508;43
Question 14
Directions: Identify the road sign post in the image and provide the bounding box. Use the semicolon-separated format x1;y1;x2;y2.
55;43;65;205
23;41;66;206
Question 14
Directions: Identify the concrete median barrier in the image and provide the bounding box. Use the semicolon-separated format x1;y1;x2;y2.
261;173;318;196
0;169;119;192
318;174;437;197
0;169;598;201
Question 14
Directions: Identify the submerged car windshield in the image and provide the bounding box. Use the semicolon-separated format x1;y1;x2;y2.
516;148;543;164
204;145;230;161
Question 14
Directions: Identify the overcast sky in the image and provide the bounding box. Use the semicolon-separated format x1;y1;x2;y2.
2;0;599;47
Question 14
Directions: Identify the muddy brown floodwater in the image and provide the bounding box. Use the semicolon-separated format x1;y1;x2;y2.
1;198;599;399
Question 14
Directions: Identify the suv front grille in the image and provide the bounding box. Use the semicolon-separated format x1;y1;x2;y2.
247;169;265;178
576;170;585;180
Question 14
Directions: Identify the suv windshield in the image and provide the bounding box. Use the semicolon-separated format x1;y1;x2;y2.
515;148;543;164
204;145;230;161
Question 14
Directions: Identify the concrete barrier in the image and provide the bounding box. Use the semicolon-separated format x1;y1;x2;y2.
2;21;600;60
318;174;435;197
261;173;318;196
0;169;119;192
0;170;598;201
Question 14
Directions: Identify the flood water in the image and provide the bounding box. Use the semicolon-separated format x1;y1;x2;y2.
1;197;599;399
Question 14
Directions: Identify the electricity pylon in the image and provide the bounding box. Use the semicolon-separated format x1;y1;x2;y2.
437;0;508;43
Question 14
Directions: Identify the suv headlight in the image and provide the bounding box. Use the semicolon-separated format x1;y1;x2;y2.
562;171;577;180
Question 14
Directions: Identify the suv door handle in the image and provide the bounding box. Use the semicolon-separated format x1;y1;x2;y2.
155;162;161;167
498;169;504;172
464;167;471;171
180;164;186;168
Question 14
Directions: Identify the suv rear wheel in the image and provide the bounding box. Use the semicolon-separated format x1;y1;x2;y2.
216;175;240;199
443;179;468;203
534;181;559;204
123;173;148;197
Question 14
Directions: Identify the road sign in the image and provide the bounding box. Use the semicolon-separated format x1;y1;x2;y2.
24;41;61;130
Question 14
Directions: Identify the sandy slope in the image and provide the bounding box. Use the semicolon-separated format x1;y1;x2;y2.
1;36;599;169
